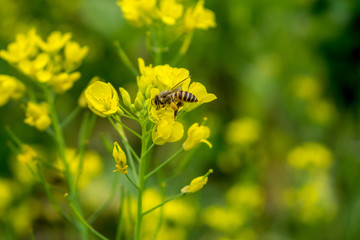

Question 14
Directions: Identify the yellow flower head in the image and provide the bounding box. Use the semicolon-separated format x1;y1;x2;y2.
24;102;51;131
225;117;260;145
36;31;72;53
117;0;157;27
0;75;25;107
0;29;37;63
152;113;184;145
113;141;128;174
181;169;213;193
157;0;183;25
17;145;37;164
50;72;81;94
287;142;332;170
64;41;89;71
183;122;212;151
183;0;216;32
85;81;120;117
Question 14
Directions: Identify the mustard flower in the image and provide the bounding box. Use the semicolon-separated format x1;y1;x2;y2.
50;72;81;94
183;0;216;32
152;115;184;145
117;0;157;27
64;41;89;71
183;122;212;151
24;102;51;131
85;81;120;117
36;31;72;53
113;141;128;174
181;169;213;193
0;29;37;63
0;75;25;106
17;145;37;164
158;0;183;25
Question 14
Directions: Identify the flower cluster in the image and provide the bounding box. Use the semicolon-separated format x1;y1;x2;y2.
137;58;216;145
24;102;51;131
117;0;216;32
0;75;25;106
0;29;88;93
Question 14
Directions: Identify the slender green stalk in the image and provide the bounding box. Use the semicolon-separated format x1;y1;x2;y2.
61;106;81;129
65;194;109;240
108;117;141;162
143;143;155;158
145;149;184;180
116;187;125;240
36;164;72;224
153;183;166;239
142;193;184;216
87;174;118;224
114;41;139;77
116;119;142;139
125;174;139;190
134;122;148;240
4;126;23;147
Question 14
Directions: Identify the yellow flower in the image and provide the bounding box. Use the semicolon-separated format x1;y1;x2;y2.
158;0;183;25
18;53;49;78
181;169;213;193
79;76;101;108
85;81;120;117
117;0;157;27
50;72;81;94
183;122;211;151
152;114;184;145
292;75;322;102
36;31;72;53
17;145;37;164
64;41;89;71
181;81;217;112
287;142;332;170
24;102;51;131
55;148;103;189
0;29;37;63
225;118;260;145
0;75;25;106
183;0;216;32
113;141;128;174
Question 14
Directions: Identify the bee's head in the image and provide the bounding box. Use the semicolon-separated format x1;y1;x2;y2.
151;95;160;108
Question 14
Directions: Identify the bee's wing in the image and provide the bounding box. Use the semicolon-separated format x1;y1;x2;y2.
159;89;175;98
171;75;191;90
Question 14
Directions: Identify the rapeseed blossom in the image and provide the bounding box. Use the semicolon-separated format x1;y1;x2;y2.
0;75;25;106
113;141;128;174
117;0;216;32
183;122;212;150
0;29;87;94
24;102;51;131
85;81;121;117
181;169;213;193
17;145;37;164
137;58;216;145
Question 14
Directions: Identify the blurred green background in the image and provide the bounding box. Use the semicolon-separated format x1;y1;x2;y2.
1;0;360;239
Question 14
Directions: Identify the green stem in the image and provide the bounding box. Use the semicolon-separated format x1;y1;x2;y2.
114;41;139;77
36;164;72;224
115;187;125;240
134;122;148;240
142;143;155;159
108;117;141;163
65;194;109;240
142;193;184;216
4;126;23;147
125;174;139;190
145;149;184;180
115;119;142;139
61;106;81;129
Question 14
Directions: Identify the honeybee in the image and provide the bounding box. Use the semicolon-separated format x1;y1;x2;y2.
151;76;198;119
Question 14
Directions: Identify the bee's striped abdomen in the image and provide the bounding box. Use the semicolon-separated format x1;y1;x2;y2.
174;91;198;102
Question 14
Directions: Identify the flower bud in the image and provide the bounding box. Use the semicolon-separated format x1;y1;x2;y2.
119;87;132;108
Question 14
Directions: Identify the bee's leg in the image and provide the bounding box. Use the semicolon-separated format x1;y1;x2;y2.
173;102;184;120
